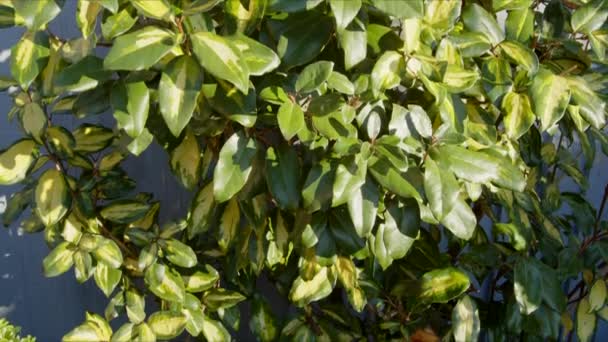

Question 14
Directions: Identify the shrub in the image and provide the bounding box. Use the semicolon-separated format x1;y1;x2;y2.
0;318;35;342
1;0;608;340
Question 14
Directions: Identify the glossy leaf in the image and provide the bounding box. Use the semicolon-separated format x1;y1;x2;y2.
213;131;257;203
191;31;250;94
43;241;75;277
266;146;301;210
0;140;38;185
145;263;186;303
462;4;504;45
452;296;480;342
530;69;570;131
417;267;470;304
159;56;204;137
295;61;334;94
148;311;187;340
104;26;178;71
329;0;360;30
502;91;535;140
170;130;201;190
35;169;70;227
11;31;50;89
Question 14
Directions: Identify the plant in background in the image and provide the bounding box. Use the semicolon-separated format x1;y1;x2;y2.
0;318;35;342
0;0;608;340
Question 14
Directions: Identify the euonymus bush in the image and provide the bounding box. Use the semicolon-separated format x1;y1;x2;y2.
1;0;608;340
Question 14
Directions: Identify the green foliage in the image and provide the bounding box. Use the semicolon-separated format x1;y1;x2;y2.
1;0;608;340
0;319;35;342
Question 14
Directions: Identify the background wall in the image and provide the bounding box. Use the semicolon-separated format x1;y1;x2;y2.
0;4;606;341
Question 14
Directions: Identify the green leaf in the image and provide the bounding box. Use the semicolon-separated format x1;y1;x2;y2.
338;17;367;70
250;295;278;342
21;102;47;143
493;0;532;11
425;0;462;33
63;313;112;342
440;196;477;240
502;91;535;139
201;316;231;342
145;263;186;303
571;0;608;33
424;157;460;221
104;26;178;71
43;241;75;277
329;0;360;30
462;4;504;45
99;0;118;13
77;0;102;38
159;56;203;137
13;0;62;30
203;288;246;310
148;311;186;340
452;295;480;342
302;159;335;212
11;31;50;89
228;33;280;76
449;32;492;58
499;40;539;74
442;65;480;93
417;267;470;304
506;8;534;43
126;290;146;324
191;31;250;94
35;169;70;227
183;267;219;293
217;197;241;251
371;51;404;96
568;77;606;129
213;131;257;203
100;200;150;224
514;258;542;314
577;298;597;342
102;9;136;40
163;239;197;268
268;11;333;68
332;153;367;207
372;0;423;19
295;61;334;94
56;56;112;93
368;155;422;201
373;203;418;269
183;0;224;15
93;239;124;269
327;71;355;95
94;262;122;297
188;182;215;238
111;81;149;138
589;280;607;312
530;69;570;131
130;0;174;21
111;323;135;342
482;56;512;103
310;95;357;140
289;267;336;306
268;0;323;12
389;104;432;140
494;223;528;251
277;100;306;140
347;177;379;238
431;145;526;192
170;130;201;190
0;139;38;185
73;125;115;153
266;146;301;210
203;81;257;127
